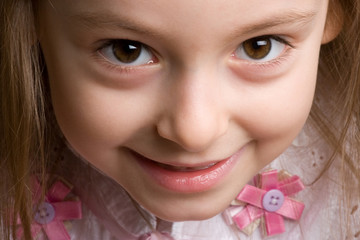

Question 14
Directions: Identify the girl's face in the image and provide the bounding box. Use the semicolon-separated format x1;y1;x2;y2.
39;0;334;221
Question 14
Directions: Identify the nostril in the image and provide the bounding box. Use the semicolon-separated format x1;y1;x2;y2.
156;83;229;152
157;121;223;153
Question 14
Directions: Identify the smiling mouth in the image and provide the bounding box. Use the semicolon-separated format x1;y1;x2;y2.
131;148;245;193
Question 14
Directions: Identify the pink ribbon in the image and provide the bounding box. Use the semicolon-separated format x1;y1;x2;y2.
17;176;82;240
223;170;305;237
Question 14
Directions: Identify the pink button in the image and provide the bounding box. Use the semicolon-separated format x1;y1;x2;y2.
34;202;55;225
262;189;284;212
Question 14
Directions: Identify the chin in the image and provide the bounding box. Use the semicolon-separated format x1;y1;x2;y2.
155;208;223;222
142;195;231;222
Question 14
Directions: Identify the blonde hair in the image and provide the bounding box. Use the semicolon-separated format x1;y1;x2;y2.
0;0;359;239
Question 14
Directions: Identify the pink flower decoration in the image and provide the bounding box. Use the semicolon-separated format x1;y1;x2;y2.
223;169;305;237
17;176;82;240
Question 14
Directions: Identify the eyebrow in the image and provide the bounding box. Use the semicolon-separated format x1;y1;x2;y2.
69;9;317;38
236;10;316;38
68;11;164;37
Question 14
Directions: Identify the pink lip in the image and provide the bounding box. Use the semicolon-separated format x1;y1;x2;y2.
132;148;245;193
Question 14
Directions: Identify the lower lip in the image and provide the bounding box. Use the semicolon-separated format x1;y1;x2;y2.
132;148;244;193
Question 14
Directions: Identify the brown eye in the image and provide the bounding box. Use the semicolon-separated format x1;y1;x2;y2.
99;39;154;66
112;40;142;63
242;37;271;59
234;36;286;62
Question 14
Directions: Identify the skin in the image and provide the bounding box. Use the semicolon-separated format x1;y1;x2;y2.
38;0;338;221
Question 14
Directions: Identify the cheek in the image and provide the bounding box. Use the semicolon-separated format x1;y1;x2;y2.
49;72;152;157
234;55;318;164
253;82;314;139
245;56;318;141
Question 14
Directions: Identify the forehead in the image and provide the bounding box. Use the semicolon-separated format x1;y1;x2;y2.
49;0;325;27
44;0;327;48
52;0;323;12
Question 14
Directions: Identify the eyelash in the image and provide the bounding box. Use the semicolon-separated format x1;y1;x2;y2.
233;35;295;69
268;35;294;48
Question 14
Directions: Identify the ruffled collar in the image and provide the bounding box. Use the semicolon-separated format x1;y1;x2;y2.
59;149;174;239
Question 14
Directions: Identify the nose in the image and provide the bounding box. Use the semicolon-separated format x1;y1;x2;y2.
157;69;229;152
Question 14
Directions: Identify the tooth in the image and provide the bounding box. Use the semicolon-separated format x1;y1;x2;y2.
156;162;217;172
